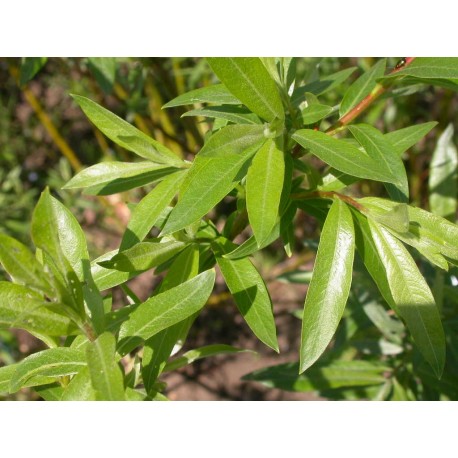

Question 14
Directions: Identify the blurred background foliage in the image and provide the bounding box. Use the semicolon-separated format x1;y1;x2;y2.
1;57;457;400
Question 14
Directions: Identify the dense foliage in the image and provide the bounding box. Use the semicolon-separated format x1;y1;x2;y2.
1;57;458;400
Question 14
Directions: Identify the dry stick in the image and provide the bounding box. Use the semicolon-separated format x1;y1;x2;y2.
325;57;416;136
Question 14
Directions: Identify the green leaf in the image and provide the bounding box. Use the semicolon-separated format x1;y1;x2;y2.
360;197;458;265
19;57;47;85
61;367;96;401
163;344;252;372
215;239;278;352
142;245;200;392
246;139;285;247
429;124;458;220
9;347;86;393
99;239;186;272
301;104;334;125
348;124;408;201
118;270;215;354
299;199;355;373
385;122;438;156
339;59;386;116
207;57;284;122
0;233;54;297
120;171;186;251
0;282;77;336
370;203;410;233
71;94;182;165
182;106;261;125
243;360;389;392
162;84;241;108
292;129;401;185
87;57;117;93
291;67;357;104
91;250;137;291
382;57;458;80
34;383;65;401
161;151;257;235
1;363;62;394
354;212;445;377
86;332;125;400
31;189;84;319
63;161;177;195
198;124;265;158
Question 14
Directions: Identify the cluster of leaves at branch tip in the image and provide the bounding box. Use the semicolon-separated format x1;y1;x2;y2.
1;57;458;400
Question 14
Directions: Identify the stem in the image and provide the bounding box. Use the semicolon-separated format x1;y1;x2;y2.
326;57;416;136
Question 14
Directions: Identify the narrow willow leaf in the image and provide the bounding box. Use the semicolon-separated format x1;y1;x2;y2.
86;332;125;401
429;124;458;220
162;84;241;108
71;94;182;165
163;344;252;373
291;67;357;104
360;197;458;264
43;193;104;332
382;57;458;80
87;57;116;93
207;57;284;122
348;124;408;201
99;239;186;272
246;139;285;247
19;57;47;85
299;199;355;373
63;161;177;195
198;124;265;158
1;363;60;394
301;104;334;125
243;360;389;392
182;106;261;125
161;152;257;235
91;250;137;291
215;239;278;352
293;129;400;185
340;59;386;116
61;367;96;401
120;171;186;251
142;245;200;393
0;282;77;336
118;270;215;353
31;189;84;318
370;203;410;234
33;383;65;401
0;233;54;297
9;347;86;393
385;122;437;156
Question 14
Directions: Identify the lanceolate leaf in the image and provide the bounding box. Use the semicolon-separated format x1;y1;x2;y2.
385;122;438;156
163;344;252;372
215;239;279;352
299;199;355;373
429;123;458;220
198;124;265;158
71;94;182;165
86;332;125;401
0;233;54;297
246;139;285;247
118;270;215;354
349;124;409;201
162;84;241;108
142;245;200;393
182;106;261;125
120;171;186;251
339;58;386;116
0;282;77;336
63;161;177;195
301;104;334;125
382;57;458;81
9;347;86;393
207;57;284;122
99;239;186;272
243;360;389;392
292;129;401;185
161;152;257;235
